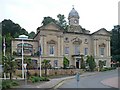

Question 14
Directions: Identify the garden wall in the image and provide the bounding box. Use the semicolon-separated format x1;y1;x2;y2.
15;69;80;76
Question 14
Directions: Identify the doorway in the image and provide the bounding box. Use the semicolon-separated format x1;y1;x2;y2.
76;61;79;69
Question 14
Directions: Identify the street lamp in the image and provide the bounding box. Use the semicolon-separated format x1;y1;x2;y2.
18;35;28;79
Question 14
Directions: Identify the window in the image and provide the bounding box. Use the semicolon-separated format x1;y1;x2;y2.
54;60;58;67
84;39;88;44
84;48;88;55
100;48;104;56
75;45;80;55
49;45;54;56
65;47;69;54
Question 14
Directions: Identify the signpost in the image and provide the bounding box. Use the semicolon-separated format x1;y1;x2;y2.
76;72;80;88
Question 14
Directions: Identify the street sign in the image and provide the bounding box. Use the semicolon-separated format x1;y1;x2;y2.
76;73;80;82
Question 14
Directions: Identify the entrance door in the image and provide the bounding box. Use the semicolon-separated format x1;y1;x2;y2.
76;61;79;69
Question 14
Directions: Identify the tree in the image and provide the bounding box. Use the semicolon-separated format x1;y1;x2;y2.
80;55;85;69
41;16;56;26
42;59;51;77
2;19;28;38
28;31;35;39
1;19;29;54
63;56;69;69
111;25;120;63
86;55;96;71
57;14;68;31
98;60;105;71
2;55;16;80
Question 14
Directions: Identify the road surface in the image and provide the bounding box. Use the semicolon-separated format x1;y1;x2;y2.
59;70;118;88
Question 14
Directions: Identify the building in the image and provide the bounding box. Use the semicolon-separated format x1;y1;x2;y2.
11;7;111;69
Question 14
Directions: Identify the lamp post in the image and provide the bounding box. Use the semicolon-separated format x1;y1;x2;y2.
22;39;24;79
18;35;28;79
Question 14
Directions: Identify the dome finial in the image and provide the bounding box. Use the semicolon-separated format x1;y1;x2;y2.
72;5;74;9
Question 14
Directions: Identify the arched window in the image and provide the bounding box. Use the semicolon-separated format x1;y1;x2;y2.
17;43;33;54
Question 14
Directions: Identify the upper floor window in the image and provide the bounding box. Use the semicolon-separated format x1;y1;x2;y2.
75;45;80;55
84;48;88;55
100;47;104;56
65;47;69;55
84;39;88;44
49;45;54;56
17;43;33;54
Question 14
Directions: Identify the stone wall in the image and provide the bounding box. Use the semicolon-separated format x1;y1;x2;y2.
15;69;80;76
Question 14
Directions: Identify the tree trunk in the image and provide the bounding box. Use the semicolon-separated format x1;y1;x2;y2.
10;72;12;80
45;66;47;77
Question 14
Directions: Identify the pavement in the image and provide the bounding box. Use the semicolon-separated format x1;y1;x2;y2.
16;71;119;89
19;72;99;88
101;77;119;88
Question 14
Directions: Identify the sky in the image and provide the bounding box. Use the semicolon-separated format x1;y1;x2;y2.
0;0;119;33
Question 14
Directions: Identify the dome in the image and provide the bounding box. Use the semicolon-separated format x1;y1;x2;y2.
68;8;79;19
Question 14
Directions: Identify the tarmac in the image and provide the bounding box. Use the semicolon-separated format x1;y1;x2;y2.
16;71;119;89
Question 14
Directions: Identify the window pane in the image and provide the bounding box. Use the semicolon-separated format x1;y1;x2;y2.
100;48;104;55
65;47;69;54
50;45;54;55
84;48;88;55
54;60;58;67
75;45;80;55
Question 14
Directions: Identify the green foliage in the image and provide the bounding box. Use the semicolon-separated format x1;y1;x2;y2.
42;59;51;76
30;76;49;83
2;55;16;80
80;55;85;69
63;57;69;69
41;16;56;26
86;55;96;71
100;67;116;72
57;14;68;31
111;25;120;62
2;19;28;38
98;60;105;71
2;80;19;89
28;31;35;39
1;19;30;54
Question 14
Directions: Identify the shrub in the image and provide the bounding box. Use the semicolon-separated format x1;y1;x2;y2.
30;76;50;83
2;80;19;89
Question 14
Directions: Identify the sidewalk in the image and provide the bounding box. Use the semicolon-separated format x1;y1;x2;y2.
101;77;119;88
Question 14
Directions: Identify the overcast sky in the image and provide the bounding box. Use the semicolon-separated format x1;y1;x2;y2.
0;0;119;33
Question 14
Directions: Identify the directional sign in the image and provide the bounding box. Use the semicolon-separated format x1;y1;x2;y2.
76;73;80;82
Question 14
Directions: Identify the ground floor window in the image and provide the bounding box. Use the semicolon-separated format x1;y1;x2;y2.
54;60;58;67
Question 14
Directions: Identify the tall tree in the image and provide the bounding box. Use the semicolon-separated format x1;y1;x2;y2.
63;56;69;69
57;14;68;31
28;31;35;39
111;25;120;62
41;16;56;26
86;55;96;71
2;19;28;38
42;59;51;77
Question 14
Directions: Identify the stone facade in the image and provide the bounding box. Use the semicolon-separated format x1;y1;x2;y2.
11;7;111;69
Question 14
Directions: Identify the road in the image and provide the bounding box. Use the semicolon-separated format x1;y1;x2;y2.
58;70;118;88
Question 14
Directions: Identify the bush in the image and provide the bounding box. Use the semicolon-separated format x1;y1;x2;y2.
30;76;50;83
2;80;19;89
101;67;116;72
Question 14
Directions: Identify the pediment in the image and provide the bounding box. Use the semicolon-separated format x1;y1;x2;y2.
41;22;62;32
92;28;111;36
71;37;82;45
47;40;56;44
